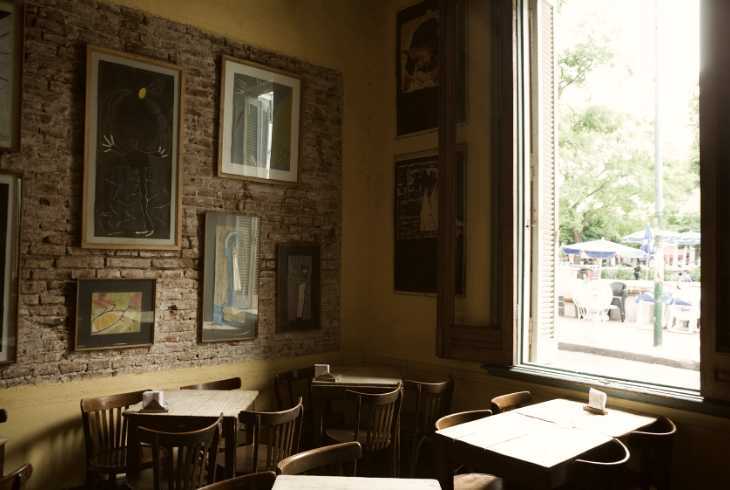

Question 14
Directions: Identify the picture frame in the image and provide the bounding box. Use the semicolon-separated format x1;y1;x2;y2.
82;45;183;250
218;55;301;184
276;243;320;333
396;0;466;137
394;147;466;294
0;171;20;364
74;279;156;351
201;212;259;343
0;0;23;152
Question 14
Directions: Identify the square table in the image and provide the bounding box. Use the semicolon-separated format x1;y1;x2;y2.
124;389;258;480
273;475;442;490
435;398;656;490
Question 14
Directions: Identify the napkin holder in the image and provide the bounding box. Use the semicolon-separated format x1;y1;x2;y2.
314;363;335;382
140;390;169;413
583;387;608;415
314;372;336;382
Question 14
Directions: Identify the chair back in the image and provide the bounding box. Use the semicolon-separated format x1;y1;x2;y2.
181;377;242;390
238;398;304;473
277;441;362;476
0;464;32;490
273;367;315;410
198;471;276;490
569;438;630;490
628;416;676;490
347;386;402;452
80;390;147;467
610;281;627;298
434;409;492;431
403;378;453;436
138;415;222;490
490;391;532;414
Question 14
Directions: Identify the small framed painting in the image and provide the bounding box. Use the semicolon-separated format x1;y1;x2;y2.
74;279;156;351
276;243;320;333
218;55;301;184
82;45;183;250
201;212;259;343
0;0;23;152
0;172;20;364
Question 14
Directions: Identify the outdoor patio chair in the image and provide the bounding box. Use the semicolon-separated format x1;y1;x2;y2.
610;282;627;322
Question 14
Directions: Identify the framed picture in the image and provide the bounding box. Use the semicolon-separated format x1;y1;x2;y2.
0;172;20;364
74;279;156;351
0;0;23;152
82;45;183;250
218;55;301;184
201;212;259;343
394;148;465;294
396;0;466;136
276;243;320;333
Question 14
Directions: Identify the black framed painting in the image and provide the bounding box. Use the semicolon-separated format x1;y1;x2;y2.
0;0;23;152
218;55;301;184
74;279;156;351
82;45;183;250
201;212;259;343
0;172;20;364
396;0;466;136
394;148;465;294
276;243;320;333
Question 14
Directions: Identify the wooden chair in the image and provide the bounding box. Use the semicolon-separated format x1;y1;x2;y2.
626;416;676;490
565;438;631;490
136;415;223;490
181;377;242;391
489;391;533;414
435;410;503;490
277;441;362;476
198;471;276;490
222;398;303;475
80;389;150;488
0;463;32;490
402;378;453;476
325;386;402;477
273;367;315;447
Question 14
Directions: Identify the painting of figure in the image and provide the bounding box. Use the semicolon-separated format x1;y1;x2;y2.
277;244;320;332
83;46;182;249
202;212;259;342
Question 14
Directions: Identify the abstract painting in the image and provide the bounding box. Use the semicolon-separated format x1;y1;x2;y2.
219;55;301;183
0;172;20;364
394;149;465;294
0;0;23;151
276;243;320;333
82;46;182;249
75;279;155;351
396;0;466;136
202;212;259;342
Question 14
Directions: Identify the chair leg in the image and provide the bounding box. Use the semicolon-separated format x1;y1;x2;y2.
409;436;426;477
85;470;97;490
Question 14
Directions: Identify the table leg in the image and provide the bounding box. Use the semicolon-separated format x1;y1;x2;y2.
223;417;236;479
435;436;453;490
125;417;140;483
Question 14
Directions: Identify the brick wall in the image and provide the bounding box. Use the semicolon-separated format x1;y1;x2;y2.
0;0;342;387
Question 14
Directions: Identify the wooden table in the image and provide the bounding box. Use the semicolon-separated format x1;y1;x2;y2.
124;389;258;480
435;398;656;490
311;366;402;446
273;475;441;489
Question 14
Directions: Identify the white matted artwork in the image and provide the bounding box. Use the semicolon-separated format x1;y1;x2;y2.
218;55;301;184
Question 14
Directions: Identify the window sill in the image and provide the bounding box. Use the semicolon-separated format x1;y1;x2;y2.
483;363;730;418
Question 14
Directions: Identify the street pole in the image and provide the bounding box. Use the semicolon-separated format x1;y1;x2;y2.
653;0;664;347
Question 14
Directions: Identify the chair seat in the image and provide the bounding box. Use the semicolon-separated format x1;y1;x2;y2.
90;446;153;473
217;443;286;475
325;428;392;450
454;473;504;490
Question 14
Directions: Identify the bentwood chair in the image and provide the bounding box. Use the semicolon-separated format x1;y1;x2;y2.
626;416;677;490
80;390;151;488
223;398;303;475
326;387;403;477
402;378;453;476
489;391;533;414
136;415;223;490
0;463;33;490
273;367;315;447
435;410;503;490
565;438;631;490
181;377;242;391
277;441;362;476
198;471;276;490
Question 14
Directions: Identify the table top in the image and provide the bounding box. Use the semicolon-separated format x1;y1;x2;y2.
125;389;258;418
312;365;402;388
273;475;441;490
436;398;656;469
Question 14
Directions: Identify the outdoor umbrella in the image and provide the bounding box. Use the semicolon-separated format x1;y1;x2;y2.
623;227;700;246
562;239;647;260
